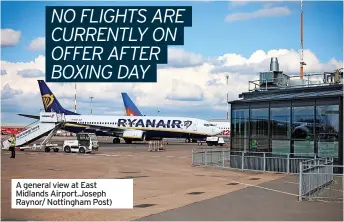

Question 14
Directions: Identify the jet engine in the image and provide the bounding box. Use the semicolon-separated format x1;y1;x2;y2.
122;130;146;142
292;125;311;139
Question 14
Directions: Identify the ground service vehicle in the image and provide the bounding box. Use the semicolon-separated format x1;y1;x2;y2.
206;137;225;146
63;133;99;153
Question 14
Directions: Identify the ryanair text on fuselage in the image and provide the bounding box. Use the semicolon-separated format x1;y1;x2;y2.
76;118;193;129
118;118;186;128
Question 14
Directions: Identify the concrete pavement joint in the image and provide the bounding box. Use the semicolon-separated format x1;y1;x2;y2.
231;180;299;197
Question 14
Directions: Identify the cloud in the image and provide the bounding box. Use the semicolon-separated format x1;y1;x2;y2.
1;48;342;124
17;69;44;78
228;1;250;9
28;37;45;51
1;83;23;100
225;6;292;22
166;79;204;101
1;69;7;76
1;29;21;47
263;3;279;9
161;47;205;68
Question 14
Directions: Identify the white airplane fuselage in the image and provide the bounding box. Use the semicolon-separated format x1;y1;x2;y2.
65;115;222;141
209;121;231;137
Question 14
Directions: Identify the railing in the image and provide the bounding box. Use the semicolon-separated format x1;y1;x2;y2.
248;72;343;92
23;120;40;130
299;158;343;202
192;148;318;174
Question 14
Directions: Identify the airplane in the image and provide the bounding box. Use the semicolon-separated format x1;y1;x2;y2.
120;92;232;142
18;80;222;143
63;114;222;144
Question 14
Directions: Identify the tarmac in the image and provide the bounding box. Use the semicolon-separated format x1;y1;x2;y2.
1;137;343;221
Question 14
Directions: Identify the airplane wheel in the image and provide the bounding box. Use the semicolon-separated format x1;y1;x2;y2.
142;133;146;141
113;138;120;144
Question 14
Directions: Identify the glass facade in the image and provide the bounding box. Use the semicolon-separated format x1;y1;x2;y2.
250;108;269;152
231;109;249;151
250;108;269;138
232;109;249;138
292;106;315;156
316;105;339;158
231;99;342;162
270;107;290;154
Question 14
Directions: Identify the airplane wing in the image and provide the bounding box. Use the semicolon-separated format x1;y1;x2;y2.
17;114;40;119
67;122;130;136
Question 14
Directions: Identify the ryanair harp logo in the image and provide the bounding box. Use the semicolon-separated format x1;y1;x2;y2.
42;94;54;110
184;120;192;129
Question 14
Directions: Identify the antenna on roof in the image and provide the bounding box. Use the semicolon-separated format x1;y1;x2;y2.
300;0;306;80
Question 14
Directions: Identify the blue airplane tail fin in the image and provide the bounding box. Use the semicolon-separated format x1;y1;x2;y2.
37;80;79;115
121;92;143;116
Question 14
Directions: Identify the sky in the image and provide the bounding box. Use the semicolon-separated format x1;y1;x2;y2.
1;1;343;125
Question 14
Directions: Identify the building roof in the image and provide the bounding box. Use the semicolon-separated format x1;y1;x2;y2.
229;84;343;104
208;119;231;122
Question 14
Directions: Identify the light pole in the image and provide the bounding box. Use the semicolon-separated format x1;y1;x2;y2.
226;74;229;119
90;96;94;115
74;84;77;113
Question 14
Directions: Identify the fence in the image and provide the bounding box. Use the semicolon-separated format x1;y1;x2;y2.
192;148;318;174
148;140;167;152
299;157;343;202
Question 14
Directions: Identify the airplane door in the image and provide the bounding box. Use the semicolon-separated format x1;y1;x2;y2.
192;122;197;131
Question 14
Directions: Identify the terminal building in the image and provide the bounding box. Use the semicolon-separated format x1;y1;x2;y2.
229;58;343;165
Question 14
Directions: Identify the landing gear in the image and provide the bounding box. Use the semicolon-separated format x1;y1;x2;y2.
124;139;132;144
113;138;120;144
185;138;197;143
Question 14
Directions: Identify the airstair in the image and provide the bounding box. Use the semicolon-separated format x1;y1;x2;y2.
1;112;65;151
